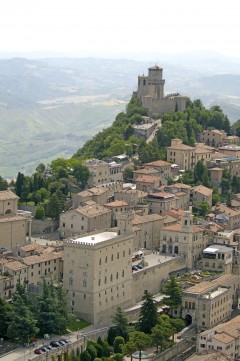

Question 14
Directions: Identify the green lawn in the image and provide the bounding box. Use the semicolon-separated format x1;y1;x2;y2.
66;316;90;332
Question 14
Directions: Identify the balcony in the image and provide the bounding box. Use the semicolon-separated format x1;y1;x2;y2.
4;284;14;290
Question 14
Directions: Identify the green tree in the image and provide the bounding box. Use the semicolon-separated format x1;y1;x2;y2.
163;276;182;312
0;176;8;191
46;192;65;220
139;290;158;334
0;298;11;337
151;322;172;352
128;331;151;361
7;293;39;343
87;344;98;361
81;350;91;361
112;307;129;339
198;201;211;217
113;336;125;354
121;341;137;361
15;172;25;197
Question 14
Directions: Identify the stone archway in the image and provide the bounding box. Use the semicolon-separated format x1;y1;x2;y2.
174;246;179;254
185;314;192;326
162;244;166;253
168;245;172;253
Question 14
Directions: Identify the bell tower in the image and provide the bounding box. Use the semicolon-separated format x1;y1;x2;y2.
117;211;134;236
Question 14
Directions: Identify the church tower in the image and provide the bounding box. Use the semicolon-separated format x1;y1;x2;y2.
181;211;193;233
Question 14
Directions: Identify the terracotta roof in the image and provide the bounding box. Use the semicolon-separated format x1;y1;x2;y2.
5;261;27;271
148;192;175;199
160;223;203;233
133;214;164;225
212;332;235;344
23;252;61;266
75;204;111;218
18;243;43;252
134;168;159;175
0;190;19;201
144;160;171;167
103;201;129;207
135;175;160;183
212;204;240;217
161;209;185;219
192;185;213;197
0;215;27;223
173;183;192;189
184;274;239;294
167;143;194;151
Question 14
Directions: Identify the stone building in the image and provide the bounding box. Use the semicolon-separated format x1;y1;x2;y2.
103;200;129;227
159;211;206;269
167;139;218;170
133;66;187;117
144;160;172;185
63;212;134;324
85;159;123;187
147;192;176;213
0;190;28;250
182;274;240;332
197;315;240;360
59;203;111;238
135;175;162;192
200;244;234;274
190;185;213;208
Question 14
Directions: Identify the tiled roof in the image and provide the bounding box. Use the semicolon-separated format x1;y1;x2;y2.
18;243;43;252
133;214;164;225
168;143;194;151
103;201;129;207
173;183;192;189
135;175;160;183
144;160;171;167
184;274;239;294
0;190;19;200
192;185;213;197
160;223;203;233
134;168;159;175
0;215;27;223
5;261;27;271
23;252;61;266
75;204;111;218
212;332;235;344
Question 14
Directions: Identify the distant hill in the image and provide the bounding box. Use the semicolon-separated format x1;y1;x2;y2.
1;55;240;178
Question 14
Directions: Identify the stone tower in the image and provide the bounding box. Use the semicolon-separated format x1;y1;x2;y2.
181;211;193;233
117;211;134;236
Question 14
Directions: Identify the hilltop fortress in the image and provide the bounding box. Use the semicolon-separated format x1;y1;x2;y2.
133;65;187;117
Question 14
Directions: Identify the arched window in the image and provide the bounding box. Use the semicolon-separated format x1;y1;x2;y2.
83;279;87;287
105;256;107;263
99;258;101;265
104;276;107;284
122;270;124;277
110;274;113;282
98;279;101;286
116;272;119;280
123;250;125;257
111;254;113;261
69;277;73;286
117;252;119;259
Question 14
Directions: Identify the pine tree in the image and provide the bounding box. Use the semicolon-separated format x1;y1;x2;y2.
139;290;158;334
163;276;182;312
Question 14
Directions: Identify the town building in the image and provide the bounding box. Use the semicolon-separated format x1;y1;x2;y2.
197;315;240;360
208;157;240;177
85;159;123;187
133;66;187;117
190;185;213;208
159;211;206;269
199;129;239;148
200;244;233;274
219;144;240;158
135;175;162;192
144;160;172;185
59;203;111;237
147;192;176;213
63;212;134;324
182;274;240;332
103;200;130;227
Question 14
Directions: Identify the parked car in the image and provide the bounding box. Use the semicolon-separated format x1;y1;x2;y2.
58;340;67;346
59;338;71;344
38;347;47;353
136;264;143;269
0;248;7;254
50;341;61;348
45;345;53;351
34;349;44;355
132;265;139;271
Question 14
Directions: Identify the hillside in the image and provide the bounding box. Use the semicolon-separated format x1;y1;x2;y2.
1;55;240;178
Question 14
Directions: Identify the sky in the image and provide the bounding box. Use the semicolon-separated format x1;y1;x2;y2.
0;0;240;58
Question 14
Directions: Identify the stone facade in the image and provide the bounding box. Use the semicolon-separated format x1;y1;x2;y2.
134;66;187;117
182;274;240;332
